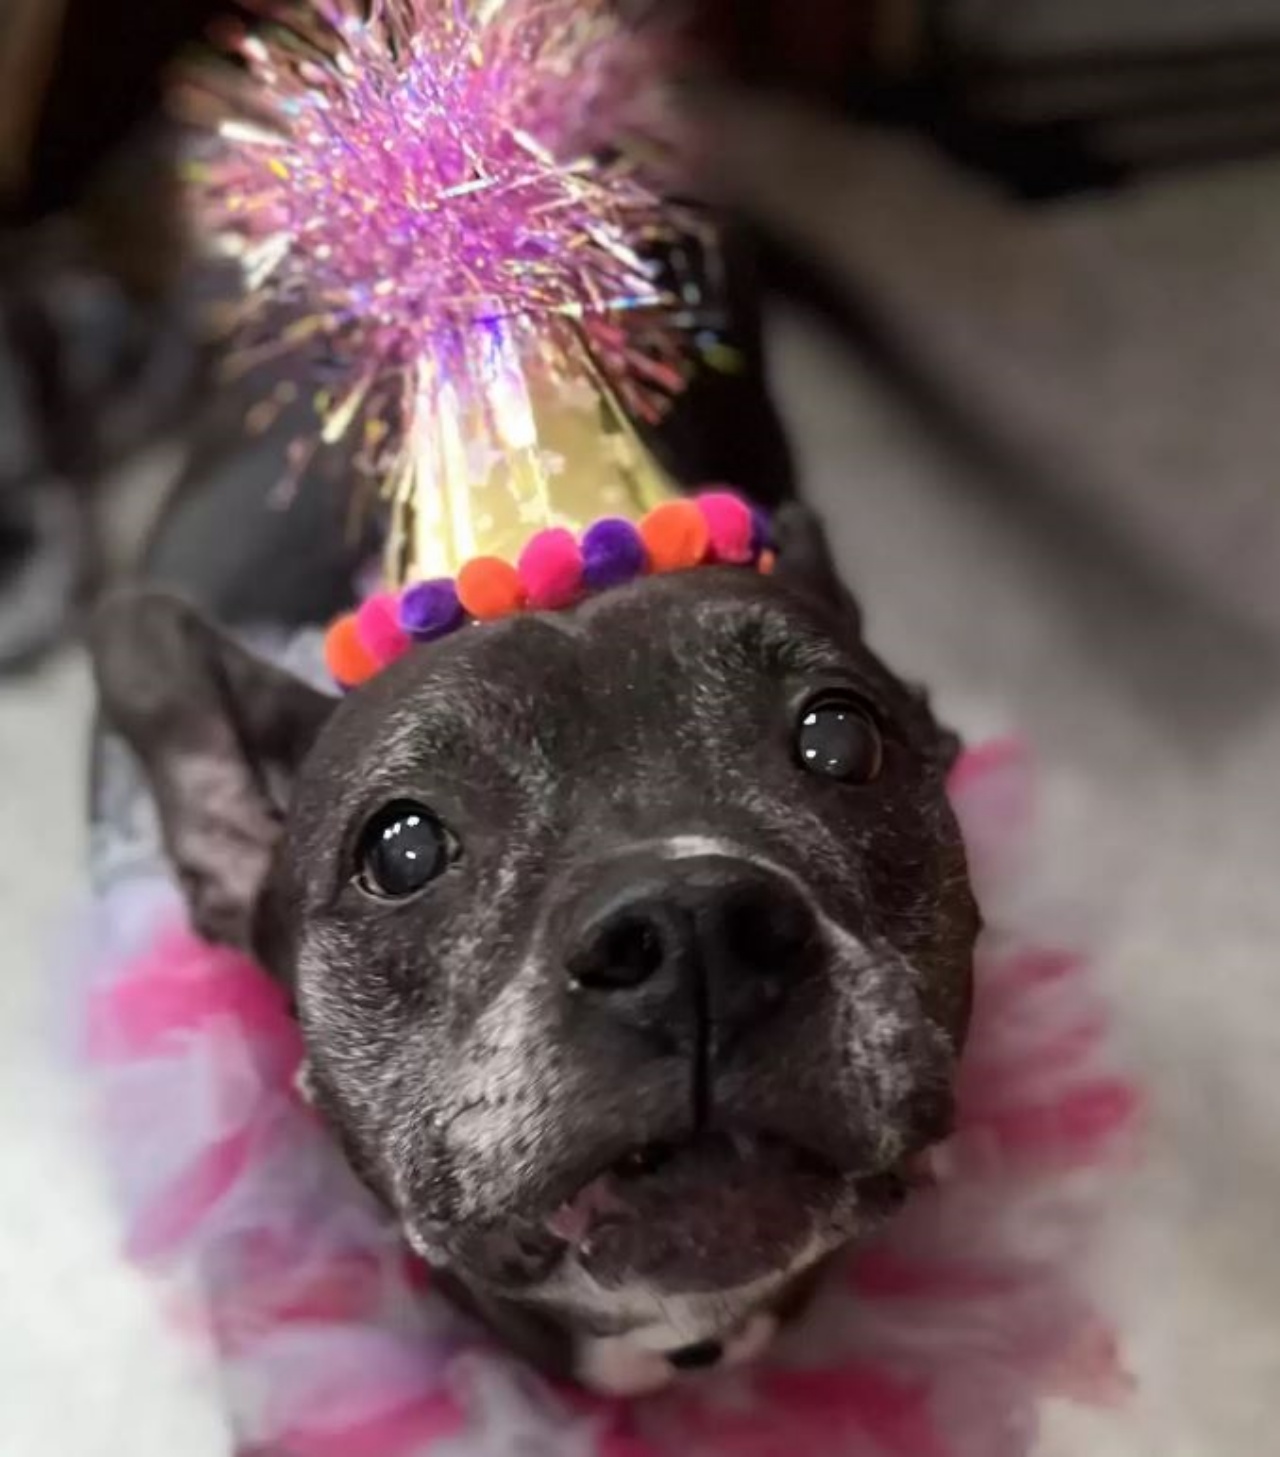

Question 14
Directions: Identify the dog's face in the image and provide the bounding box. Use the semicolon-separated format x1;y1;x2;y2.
92;506;978;1387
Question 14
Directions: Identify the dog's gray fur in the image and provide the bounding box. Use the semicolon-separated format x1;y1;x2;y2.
89;502;978;1389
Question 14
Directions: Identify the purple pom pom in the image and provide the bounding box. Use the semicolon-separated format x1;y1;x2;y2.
399;579;464;641
750;507;775;558
582;518;647;591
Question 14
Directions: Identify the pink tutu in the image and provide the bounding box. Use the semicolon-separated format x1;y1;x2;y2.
74;740;1139;1456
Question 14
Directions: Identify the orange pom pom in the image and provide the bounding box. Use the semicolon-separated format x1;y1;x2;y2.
457;556;525;620
324;612;380;688
639;500;710;574
758;549;777;576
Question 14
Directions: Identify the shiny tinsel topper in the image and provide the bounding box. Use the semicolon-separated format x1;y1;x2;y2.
179;0;700;579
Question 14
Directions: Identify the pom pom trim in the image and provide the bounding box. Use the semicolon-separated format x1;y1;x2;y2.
326;489;772;688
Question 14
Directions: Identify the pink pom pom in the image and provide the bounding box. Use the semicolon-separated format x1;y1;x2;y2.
698;490;754;564
355;592;411;666
518;528;583;610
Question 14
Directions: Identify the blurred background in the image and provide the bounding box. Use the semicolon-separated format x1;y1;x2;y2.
2;1;1279;1453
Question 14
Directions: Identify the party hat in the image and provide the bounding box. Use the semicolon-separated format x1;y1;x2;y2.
381;318;679;583
179;0;706;584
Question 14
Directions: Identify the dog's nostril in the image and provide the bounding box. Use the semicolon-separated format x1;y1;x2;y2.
720;890;813;974
571;913;668;991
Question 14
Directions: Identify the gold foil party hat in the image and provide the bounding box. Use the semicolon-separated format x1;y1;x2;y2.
382;318;680;584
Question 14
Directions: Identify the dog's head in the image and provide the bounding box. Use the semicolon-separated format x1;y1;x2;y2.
91;504;978;1385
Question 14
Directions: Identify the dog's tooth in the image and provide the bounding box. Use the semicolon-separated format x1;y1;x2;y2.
547;1175;631;1245
547;1201;592;1245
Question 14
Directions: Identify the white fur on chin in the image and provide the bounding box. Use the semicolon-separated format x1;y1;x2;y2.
575;1311;779;1396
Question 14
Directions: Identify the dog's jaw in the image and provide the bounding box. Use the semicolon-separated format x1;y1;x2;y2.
558;1223;834;1393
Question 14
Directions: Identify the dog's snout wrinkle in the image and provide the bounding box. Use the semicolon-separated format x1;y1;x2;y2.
659;834;741;863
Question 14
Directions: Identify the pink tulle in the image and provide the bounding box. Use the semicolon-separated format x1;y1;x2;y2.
73;741;1139;1456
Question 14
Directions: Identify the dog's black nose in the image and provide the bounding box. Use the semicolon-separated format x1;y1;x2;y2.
565;856;817;1045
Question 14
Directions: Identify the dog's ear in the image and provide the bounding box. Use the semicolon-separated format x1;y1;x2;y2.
770;502;962;770
90;591;335;949
771;501;864;637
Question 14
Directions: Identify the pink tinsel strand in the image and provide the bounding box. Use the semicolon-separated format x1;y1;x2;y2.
180;0;692;454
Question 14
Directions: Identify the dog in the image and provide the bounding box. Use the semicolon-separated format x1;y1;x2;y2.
18;20;970;1388
89;428;979;1395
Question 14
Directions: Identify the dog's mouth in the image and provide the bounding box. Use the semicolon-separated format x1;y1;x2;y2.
543;1131;906;1291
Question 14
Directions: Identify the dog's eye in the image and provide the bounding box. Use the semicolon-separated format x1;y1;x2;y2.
795;694;883;784
357;800;453;898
